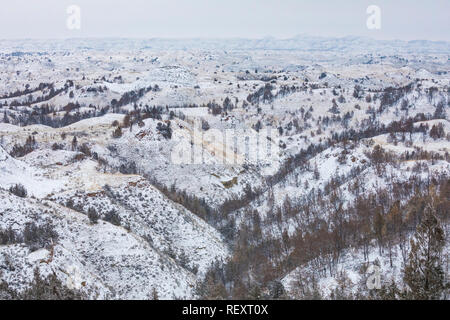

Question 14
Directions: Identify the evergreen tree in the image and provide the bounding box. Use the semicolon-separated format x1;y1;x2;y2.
3;111;9;123
403;204;446;300
151;287;159;300
88;207;99;224
71;136;78;151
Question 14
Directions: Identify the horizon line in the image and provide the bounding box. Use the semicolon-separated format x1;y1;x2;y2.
1;34;449;44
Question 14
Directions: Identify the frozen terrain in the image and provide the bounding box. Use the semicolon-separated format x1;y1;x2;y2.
0;37;449;299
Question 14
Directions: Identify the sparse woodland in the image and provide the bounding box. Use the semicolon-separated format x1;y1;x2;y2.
0;40;449;300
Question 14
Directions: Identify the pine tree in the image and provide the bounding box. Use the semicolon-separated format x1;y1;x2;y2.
403;204;446;300
87;207;99;224
3;111;9;123
373;207;385;254
151;287;159;300
71;136;78;151
385;201;403;267
313;161;320;180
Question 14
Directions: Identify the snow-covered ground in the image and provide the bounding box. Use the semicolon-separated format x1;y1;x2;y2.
0;38;449;299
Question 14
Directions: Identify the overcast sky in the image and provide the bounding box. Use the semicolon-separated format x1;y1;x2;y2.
0;0;449;41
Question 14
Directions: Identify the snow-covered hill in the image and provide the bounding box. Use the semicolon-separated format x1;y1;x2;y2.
0;38;449;300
